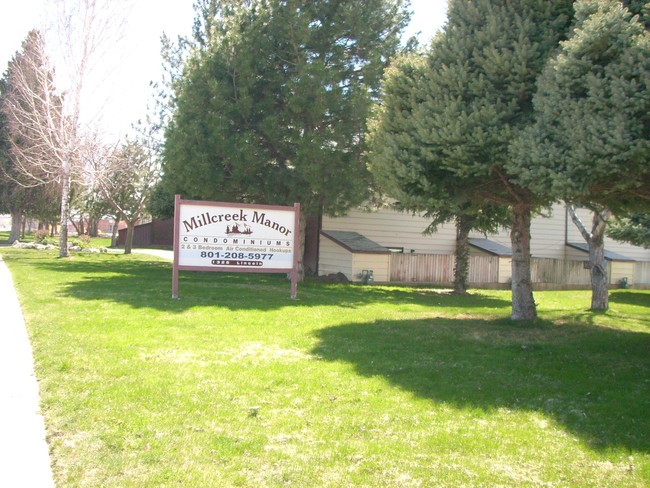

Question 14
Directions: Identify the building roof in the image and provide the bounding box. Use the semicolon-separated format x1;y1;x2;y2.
566;242;635;262
321;230;391;254
468;238;512;257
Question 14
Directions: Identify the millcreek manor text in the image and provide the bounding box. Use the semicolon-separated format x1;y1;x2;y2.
182;209;293;237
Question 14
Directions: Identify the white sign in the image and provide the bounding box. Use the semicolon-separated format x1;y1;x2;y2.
172;197;300;298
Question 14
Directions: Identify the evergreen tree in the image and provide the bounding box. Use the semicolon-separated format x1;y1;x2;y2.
161;0;410;217
0;31;68;247
608;212;650;248
367;53;509;294
512;0;650;309
370;0;574;319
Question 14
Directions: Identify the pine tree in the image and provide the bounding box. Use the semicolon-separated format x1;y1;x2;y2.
367;53;510;294
370;0;574;319
512;0;650;309
161;0;410;217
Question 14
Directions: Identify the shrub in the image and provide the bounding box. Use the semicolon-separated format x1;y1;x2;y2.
34;229;49;243
41;236;58;246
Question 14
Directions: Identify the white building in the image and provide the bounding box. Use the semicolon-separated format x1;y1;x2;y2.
316;203;650;288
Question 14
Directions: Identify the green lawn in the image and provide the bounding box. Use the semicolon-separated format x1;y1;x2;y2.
2;248;649;487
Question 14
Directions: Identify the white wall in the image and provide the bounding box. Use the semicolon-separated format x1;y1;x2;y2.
319;235;353;278
322;203;650;262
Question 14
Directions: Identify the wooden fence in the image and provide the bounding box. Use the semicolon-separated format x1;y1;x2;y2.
389;254;620;286
117;219;174;247
529;258;591;285
390;254;501;284
389;253;456;283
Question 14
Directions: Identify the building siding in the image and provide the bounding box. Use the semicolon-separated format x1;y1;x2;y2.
611;262;636;286
323;203;650;262
322;209;459;255
352;254;390;283
320;203;650;287
319;236;353;279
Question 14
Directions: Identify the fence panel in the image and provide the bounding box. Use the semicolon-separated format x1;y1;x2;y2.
390;254;499;284
468;255;500;284
530;257;591;285
390;254;454;283
382;252;650;286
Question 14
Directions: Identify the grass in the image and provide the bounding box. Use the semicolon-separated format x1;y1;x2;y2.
1;247;649;487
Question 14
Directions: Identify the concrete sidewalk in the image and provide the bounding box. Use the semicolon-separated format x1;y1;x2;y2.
0;255;55;487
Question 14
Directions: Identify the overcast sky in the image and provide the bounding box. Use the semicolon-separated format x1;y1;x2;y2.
0;0;447;138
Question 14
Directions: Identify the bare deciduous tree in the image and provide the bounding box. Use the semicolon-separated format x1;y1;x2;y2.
1;29;75;256
85;133;160;254
1;0;128;257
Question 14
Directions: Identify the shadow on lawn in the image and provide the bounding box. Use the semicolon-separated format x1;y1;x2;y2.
25;252;511;312
312;317;650;453
609;290;650;308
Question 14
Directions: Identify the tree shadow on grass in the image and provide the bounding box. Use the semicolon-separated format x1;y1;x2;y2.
312;317;650;453
609;290;650;308
21;252;511;312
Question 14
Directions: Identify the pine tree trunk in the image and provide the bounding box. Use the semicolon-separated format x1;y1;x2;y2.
589;212;608;310
297;212;306;282
453;215;471;294
9;209;22;242
567;206;609;311
510;204;537;321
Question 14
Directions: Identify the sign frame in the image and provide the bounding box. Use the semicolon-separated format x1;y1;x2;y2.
172;195;300;299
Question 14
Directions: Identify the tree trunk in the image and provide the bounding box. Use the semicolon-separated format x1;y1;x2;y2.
297;212;306;282
9;209;22;242
567;206;609;311
453;215;471;294
111;215;120;247
87;217;99;237
124;220;135;254
589;222;608;310
70;218;82;236
510;204;537;321
58;162;71;257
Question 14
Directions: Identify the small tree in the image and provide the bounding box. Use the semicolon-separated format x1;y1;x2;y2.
1;1;128;256
87;137;160;254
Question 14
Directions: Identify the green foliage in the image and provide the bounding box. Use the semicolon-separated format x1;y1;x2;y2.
608;212;650;248
367;52;511;229
367;53;510;292
70;234;91;248
147;181;175;220
369;0;575;316
162;0;410;216
512;0;650;213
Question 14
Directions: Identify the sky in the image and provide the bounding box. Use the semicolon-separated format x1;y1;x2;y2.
0;0;447;139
